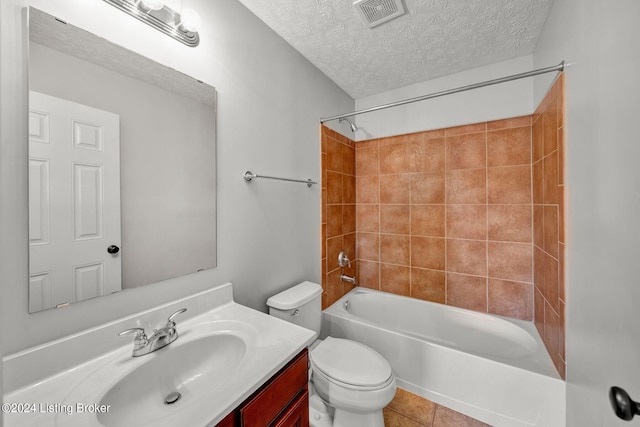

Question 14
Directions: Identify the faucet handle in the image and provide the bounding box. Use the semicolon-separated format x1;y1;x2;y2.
166;308;187;326
338;251;351;268
118;327;148;344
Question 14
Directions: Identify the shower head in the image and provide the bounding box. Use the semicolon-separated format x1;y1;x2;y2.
339;117;358;133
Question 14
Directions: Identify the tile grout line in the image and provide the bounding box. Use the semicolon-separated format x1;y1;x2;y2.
530;116;535;320
444;133;448;305
377;139;381;292
485;125;489;313
410;138;420;297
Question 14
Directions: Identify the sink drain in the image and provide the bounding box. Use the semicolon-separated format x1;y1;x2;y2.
164;391;182;405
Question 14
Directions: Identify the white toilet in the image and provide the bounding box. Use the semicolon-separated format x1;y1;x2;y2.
267;281;396;427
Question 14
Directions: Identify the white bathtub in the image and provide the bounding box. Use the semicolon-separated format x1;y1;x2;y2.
321;288;565;427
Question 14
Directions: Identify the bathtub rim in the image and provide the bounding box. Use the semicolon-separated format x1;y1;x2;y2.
321;287;566;426
322;286;561;380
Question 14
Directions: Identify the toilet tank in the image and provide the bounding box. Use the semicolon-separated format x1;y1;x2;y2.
267;281;323;339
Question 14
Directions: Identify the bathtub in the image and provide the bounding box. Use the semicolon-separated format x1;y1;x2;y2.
321;288;565;427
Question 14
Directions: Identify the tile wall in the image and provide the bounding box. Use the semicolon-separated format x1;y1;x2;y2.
353;117;535;320
321;126;357;308
320;76;565;377
532;75;566;378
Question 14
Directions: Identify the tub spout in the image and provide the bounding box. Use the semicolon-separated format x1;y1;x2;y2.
341;274;356;285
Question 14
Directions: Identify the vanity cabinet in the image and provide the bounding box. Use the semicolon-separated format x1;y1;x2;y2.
271;391;308;427
217;411;237;427
216;348;309;427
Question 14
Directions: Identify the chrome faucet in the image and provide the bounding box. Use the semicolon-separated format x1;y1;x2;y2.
118;308;187;357
341;274;357;284
338;251;351;268
338;251;357;284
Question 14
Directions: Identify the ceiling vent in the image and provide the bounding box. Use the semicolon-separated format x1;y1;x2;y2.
353;0;406;28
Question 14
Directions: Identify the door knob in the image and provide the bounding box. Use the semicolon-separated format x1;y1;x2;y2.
107;245;120;254
610;386;640;420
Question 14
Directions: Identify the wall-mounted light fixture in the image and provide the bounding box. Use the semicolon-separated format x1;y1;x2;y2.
103;0;201;47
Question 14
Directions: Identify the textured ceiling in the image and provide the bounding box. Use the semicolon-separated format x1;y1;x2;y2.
237;0;555;98
29;8;216;106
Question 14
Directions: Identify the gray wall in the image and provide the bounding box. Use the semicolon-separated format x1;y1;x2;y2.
0;0;353;354
534;1;640;425
355;55;534;140
0;0;4;418
29;42;217;290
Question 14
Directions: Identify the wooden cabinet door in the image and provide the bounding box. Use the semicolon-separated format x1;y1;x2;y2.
240;349;308;426
216;410;237;427
272;391;309;427
215;349;309;427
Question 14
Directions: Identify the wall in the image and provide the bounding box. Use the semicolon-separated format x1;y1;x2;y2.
320;126;357;308
0;0;353;355
353;117;535;320
354;55;534;140
533;0;640;425
29;42;216;290
0;0;4;417
532;75;566;379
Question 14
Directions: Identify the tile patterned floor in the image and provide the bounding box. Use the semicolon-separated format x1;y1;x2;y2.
384;388;491;427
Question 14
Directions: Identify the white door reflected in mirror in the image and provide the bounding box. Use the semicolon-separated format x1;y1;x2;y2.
26;8;217;314
28;91;122;312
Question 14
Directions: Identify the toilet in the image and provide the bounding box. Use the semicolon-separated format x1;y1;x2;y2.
267;281;396;427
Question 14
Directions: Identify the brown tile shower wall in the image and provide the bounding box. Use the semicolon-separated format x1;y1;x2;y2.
321;126;357;308
320;124;497;424
321;81;566;377
353;117;535;321
532;75;566;378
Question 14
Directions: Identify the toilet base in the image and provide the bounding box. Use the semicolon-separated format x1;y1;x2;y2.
333;408;384;427
309;393;332;427
309;392;385;427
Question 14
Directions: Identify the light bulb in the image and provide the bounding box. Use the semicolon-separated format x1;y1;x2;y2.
139;0;164;11
179;8;201;33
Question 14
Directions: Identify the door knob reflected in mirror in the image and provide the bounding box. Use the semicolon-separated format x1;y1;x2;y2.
610;386;640;421
107;245;120;254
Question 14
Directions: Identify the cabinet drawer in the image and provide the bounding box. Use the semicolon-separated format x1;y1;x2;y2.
273;390;309;427
240;349;308;427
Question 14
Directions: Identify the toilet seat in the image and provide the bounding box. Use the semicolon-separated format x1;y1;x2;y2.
310;337;393;391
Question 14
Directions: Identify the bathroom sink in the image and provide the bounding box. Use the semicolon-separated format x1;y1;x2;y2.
55;320;262;427
4;287;316;427
96;333;246;426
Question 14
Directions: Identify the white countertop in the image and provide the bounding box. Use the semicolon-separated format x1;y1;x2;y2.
3;285;315;427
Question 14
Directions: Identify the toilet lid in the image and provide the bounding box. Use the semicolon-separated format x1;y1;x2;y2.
310;337;393;388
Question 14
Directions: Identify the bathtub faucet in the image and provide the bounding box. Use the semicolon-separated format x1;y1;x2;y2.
338;251;352;268
341;274;357;285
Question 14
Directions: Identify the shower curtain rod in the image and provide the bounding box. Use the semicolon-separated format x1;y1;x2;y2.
320;60;565;123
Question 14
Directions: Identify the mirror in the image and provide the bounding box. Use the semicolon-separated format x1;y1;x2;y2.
27;8;217;313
